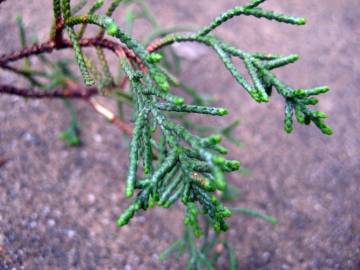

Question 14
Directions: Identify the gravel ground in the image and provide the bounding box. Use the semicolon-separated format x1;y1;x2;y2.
0;0;359;269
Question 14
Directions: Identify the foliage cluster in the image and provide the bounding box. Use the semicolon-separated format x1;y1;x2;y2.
0;0;332;268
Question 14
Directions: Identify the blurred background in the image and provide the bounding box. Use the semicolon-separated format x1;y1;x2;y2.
0;0;359;269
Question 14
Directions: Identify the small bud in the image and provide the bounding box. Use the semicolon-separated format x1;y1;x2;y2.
227;160;240;170
211;195;218;204
144;166;150;175
134;201;141;210
208;134;222;145
173;97;184;105
117;216;127;226
152;71;170;92
284;123;293;134
194;228;202;238
215;178;226;191
214;170;226;190
184;217;190;225
213;222;221;232
316;86;330;94
321;126;333;135
125;188;134;198
214;145;228;155
213;156;225;165
106;23;118;36
96;0;104;6
218;108;229;116
149;194;156;208
298;18;307;25
305;98;319;105
251;91;262;102
222;207;232;218
294;89;305;96
147;53;163;63
314;111;327;118
259;93;269;103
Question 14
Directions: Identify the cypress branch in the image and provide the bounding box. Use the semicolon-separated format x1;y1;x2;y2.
197;5;305;37
0;1;335;267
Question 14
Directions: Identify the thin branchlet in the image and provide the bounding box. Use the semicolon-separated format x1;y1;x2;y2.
66;26;95;85
0;0;333;253
197;4;306;37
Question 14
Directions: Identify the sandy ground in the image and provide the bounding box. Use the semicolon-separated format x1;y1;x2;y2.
0;0;359;269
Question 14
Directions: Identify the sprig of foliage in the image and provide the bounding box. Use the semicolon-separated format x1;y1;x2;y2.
0;0;333;268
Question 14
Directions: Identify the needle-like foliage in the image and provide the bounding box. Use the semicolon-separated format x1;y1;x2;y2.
0;0;333;268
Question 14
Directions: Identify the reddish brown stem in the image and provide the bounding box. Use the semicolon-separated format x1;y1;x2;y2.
0;84;98;98
0;38;141;66
0;84;133;135
147;38;168;53
87;97;133;135
112;117;133;135
0;36;147;136
54;18;65;48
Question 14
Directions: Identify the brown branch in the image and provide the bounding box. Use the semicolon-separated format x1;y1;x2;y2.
87;97;133;135
0;84;99;98
0;84;133;135
0;64;45;86
0;41;54;64
0;34;145;136
0;64;47;78
54;17;65;47
0;38;141;67
1;64;27;75
147;39;162;53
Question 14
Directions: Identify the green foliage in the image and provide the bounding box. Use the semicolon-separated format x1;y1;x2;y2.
0;0;333;268
59;99;81;146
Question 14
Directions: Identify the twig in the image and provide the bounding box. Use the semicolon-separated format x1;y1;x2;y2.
0;84;132;135
0;84;98;98
87;97;133;135
0;38;140;66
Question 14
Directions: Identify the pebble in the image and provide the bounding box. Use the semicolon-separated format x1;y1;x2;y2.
23;132;34;143
262;251;271;263
151;254;159;263
94;134;103;143
29;221;37;229
87;193;96;204
66;229;76;239
42;206;50;216
281;264;291;270
47;219;56;227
